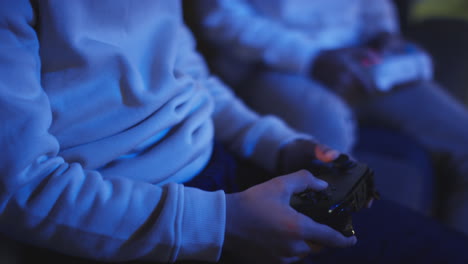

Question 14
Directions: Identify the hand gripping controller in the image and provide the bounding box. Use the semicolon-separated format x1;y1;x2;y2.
290;154;379;236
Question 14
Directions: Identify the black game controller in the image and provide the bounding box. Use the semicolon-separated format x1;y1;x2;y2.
290;154;379;237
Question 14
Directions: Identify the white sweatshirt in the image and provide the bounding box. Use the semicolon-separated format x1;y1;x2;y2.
0;0;309;262
193;0;399;77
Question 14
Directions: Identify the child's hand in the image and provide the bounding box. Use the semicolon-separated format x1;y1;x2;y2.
278;139;376;210
310;47;381;103
223;170;357;264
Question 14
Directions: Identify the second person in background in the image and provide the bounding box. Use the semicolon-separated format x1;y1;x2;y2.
187;0;468;235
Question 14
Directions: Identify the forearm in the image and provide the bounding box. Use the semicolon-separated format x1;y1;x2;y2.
359;0;400;43
196;0;322;74
206;77;313;172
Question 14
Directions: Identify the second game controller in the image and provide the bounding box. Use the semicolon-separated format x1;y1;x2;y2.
364;43;433;92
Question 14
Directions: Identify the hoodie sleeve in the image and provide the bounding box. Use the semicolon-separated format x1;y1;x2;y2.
176;24;314;172
0;2;225;263
359;0;400;42
192;0;324;74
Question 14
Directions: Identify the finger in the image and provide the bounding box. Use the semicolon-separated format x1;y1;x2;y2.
314;145;340;163
306;241;324;254
282;241;317;263
366;49;382;64
366;198;374;209
292;240;314;257
301;216;358;248
358;49;382;65
281;256;304;264
360;49;381;67
279;170;328;194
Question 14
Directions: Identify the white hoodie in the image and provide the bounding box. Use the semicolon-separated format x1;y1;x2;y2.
192;0;399;79
0;0;309;262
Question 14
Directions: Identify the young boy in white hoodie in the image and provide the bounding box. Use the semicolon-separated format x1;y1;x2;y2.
190;0;468;236
1;1;468;264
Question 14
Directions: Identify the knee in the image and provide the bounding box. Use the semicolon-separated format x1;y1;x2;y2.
287;84;357;153
246;71;357;152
